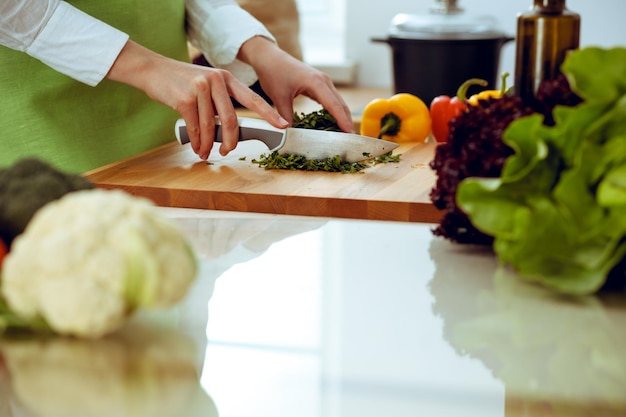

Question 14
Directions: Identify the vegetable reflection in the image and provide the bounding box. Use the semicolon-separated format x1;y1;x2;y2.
0;212;327;417
0;317;217;417
428;238;626;416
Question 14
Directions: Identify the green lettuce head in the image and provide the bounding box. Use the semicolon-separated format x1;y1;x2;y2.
457;47;626;295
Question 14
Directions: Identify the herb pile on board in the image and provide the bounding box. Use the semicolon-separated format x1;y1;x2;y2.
430;46;626;295
252;109;400;173
253;152;369;173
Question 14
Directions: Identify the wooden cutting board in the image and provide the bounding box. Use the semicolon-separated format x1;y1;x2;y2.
84;140;443;223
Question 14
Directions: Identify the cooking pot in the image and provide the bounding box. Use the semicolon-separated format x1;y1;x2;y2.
373;0;514;105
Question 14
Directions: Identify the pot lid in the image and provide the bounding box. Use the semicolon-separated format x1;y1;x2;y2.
388;8;508;40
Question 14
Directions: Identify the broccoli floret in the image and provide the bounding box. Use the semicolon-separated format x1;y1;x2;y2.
0;158;94;247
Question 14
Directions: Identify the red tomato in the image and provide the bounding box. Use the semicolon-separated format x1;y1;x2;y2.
0;239;7;269
429;78;489;142
429;96;467;143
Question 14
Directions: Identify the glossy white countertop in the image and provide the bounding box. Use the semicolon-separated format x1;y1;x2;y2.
1;208;624;417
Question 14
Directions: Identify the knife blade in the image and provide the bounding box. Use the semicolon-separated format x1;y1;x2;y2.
174;117;398;163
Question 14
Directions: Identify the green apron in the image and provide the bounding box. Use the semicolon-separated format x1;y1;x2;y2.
0;0;189;173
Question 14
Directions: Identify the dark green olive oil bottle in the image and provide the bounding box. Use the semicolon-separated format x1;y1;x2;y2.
514;0;580;101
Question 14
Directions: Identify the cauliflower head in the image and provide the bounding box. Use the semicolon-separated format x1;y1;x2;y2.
2;189;197;338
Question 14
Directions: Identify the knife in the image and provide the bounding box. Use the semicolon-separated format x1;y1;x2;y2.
174;117;398;163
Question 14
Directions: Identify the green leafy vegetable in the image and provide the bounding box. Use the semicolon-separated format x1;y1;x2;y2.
456;47;626;295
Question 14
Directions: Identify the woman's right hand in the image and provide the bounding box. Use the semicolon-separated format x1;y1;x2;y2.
106;40;289;160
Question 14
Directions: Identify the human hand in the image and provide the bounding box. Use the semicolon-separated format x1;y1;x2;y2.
107;41;289;160
238;37;355;133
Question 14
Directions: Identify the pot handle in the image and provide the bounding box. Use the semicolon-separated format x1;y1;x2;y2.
503;36;515;44
371;37;390;44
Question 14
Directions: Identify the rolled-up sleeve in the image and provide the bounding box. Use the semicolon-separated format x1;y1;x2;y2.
185;0;276;85
0;0;129;86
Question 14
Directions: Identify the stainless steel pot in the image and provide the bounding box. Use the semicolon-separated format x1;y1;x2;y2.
373;0;514;104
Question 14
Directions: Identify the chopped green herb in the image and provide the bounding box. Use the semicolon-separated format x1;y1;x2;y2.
250;109;401;173
239;156;246;161
292;109;342;131
251;151;401;173
374;152;401;164
252;152;368;173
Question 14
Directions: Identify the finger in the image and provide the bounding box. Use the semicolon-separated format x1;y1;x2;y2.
327;98;355;133
272;95;295;127
297;72;354;133
196;77;216;160
309;83;355;133
179;109;201;155
207;71;240;156
230;81;289;129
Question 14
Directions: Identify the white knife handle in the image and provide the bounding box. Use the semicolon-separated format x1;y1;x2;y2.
175;118;285;151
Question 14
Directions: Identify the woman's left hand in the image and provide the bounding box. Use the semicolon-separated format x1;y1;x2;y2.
238;36;355;133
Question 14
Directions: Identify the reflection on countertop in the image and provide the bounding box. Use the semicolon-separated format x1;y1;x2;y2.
429;239;626;416
0;315;216;417
0;208;624;417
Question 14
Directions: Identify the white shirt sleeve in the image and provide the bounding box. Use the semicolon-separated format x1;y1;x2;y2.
185;0;276;86
0;0;129;86
0;0;274;87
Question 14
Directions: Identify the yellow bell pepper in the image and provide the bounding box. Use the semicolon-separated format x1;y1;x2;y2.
467;72;510;106
467;89;502;105
360;93;431;143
